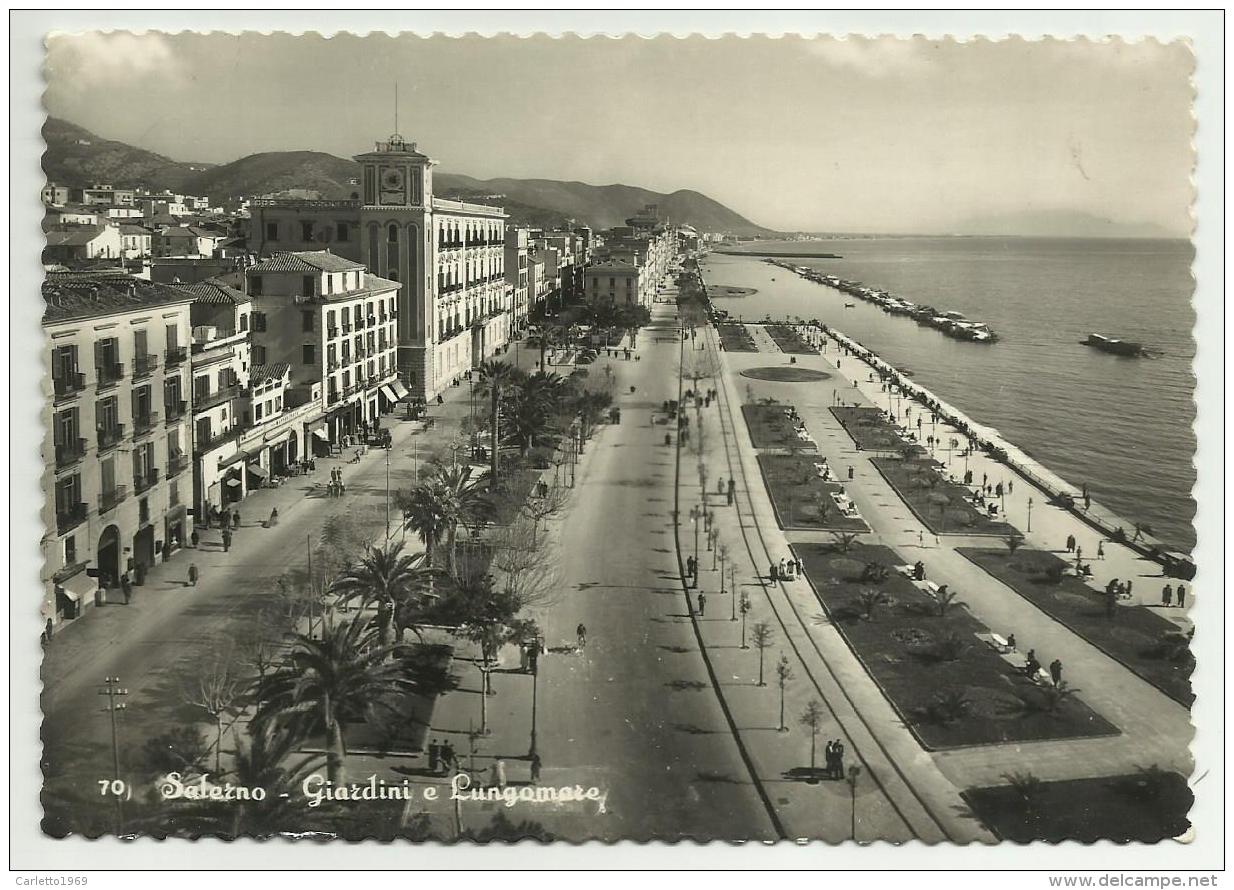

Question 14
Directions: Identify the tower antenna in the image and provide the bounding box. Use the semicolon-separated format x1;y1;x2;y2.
394;82;399;134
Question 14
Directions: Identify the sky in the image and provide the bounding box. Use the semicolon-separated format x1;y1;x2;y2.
43;33;1194;234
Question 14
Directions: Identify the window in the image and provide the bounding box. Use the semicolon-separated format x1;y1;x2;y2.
337;222;350;242
301;310;315;332
169;481;179;507
165;324;179;351
254;403;263;422
301;221;314;241
252;312;267;332
253;345;266;364
302;276;315;298
249;275;263;297
265;222;278;241
64;535;76;564
302;344;316;364
388;224;399;243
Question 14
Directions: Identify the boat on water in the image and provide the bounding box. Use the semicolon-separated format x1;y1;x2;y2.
844;302;856;308
1084;333;1146;357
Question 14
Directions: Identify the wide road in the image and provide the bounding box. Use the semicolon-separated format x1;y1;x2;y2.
531;304;778;842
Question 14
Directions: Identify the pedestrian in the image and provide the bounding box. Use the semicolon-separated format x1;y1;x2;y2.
686;555;696;579
1161;584;1172;607
187;563;199;587
530;753;542;784
437;393;444;405
120;572;132;604
913;560;925;581
339;481;346;496
727;478;735;505
1097;541;1105;559
995;482;1003;497
190;529;199;548
824;740;836;778
1008;480;1014;494
1106;578;1120;596
233;511;241;529
1006;633;1017;651
442;741;456;773
269;507;279;526
429;738;441;774
697;592;706;616
769;562;778;582
1075;544;1083;562
834;740;845;778
1176;585;1186;608
717;477;726;496
1084;492;1091;510
1025;649;1041;678
847;466;854;481
1124;579;1133;598
982;473;987;488
495;759;507;790
1049;659;1063;687
779;557;788;580
222;528;232;552
576;623;587;649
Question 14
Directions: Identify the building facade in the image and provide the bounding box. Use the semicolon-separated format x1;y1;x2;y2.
42;273;195;628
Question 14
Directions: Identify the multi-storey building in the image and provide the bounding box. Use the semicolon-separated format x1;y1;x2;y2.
41;272;195;628
584;256;652;308
505;227;530;334
245;250;403;443
244;132;513;400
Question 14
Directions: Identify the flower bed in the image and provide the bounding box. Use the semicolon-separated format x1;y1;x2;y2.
871;457;1018;537
792;542;1118;749
764;323;819;355
958;547;1193;707
741;402;816;452
716;322;757;352
757;454;868;532
830;406;911;452
963;771;1192;843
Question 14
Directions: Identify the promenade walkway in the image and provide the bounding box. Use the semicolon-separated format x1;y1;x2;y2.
711;324;1192;796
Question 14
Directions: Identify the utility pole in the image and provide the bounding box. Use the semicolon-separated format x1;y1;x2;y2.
306;535;314;637
385;445;391;540
99;676;128;834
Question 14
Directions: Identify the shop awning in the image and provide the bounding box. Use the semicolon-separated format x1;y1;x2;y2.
312;427;330;441
218;449;250;469
226;477;243;488
247;463;269;480
380;385;399;402
59;571;97;602
392;380;410;399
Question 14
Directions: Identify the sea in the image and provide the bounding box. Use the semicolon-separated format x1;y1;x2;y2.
702;237;1197;552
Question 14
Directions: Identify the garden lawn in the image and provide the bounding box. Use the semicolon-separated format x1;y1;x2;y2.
958;548;1193;707
741;403;817;452
872;457;1018;537
716;322;757;352
792;542;1118;750
964;771;1192;843
830;406;911;452
757;454;868;532
764;323;819;354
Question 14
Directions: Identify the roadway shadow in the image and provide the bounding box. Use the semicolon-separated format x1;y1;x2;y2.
673;723;722;735
695;770;744;785
658;644;691;654
664;679;709;692
782;766;834;785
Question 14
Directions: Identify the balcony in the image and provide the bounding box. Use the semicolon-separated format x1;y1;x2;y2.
167;452;189;478
132;411;160;436
165;345;188;366
55;437;87;469
341;322;353;334
97;424;125;452
95;362;125;390
165;399;187;423
133;354;160;379
328;389;341;405
193;424;244;456
52;372;86;402
194;383;243;412
133;467;160;494
366;315;377;327
327;359;340;373
328;326;340;339
98;484;129;514
56;502;88;536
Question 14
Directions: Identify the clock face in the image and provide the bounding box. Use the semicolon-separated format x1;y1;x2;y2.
379;166;406;204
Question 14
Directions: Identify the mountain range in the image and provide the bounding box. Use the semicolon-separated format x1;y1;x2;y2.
42;117;772;234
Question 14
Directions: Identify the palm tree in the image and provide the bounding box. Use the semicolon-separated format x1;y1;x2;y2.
507;372;564;454
400;484;447;571
476;360;523;483
935;587;968;618
832;531;860;553
1004;533;1026;556
433;464;488;578
331;541;435;645
253;617;412;784
856;588;892;621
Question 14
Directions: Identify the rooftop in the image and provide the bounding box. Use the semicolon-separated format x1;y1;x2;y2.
250;363;291;385
249;250;367;274
43;271;196;324
180;278;250;305
45;225;109;247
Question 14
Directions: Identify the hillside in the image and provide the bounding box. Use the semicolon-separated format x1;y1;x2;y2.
951;209;1183;239
41;116;772;233
42;117;212;192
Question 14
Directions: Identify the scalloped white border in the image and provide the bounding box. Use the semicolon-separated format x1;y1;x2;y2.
11;11;1225;873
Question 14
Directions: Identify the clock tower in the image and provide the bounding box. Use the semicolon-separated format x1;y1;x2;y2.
353;134;435;392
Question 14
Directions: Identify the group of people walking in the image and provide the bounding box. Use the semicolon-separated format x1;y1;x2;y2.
326;467;347;498
823;739;847;779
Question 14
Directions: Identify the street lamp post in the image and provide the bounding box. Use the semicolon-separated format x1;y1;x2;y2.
1027;497;1034;533
690;505;701;588
100;676;128;834
528;648;539;758
847;764;862;841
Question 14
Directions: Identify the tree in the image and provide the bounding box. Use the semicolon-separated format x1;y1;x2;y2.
1003;771;1044;813
488;516;562;611
776;654;795;732
832;532;860;553
799;699;826;770
751;622;774;686
253;617;414;784
330;541;436;645
476;360;523;483
934;587;967;618
400;484;447;571
521;475;570;546
924;689;973;725
856;588;892;621
183;650;247;776
433;464;489;578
